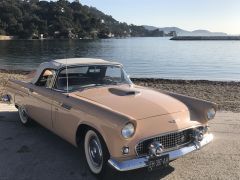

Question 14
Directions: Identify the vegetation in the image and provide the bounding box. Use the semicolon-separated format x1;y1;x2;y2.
0;0;158;39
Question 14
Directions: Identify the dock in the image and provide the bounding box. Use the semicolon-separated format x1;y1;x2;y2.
170;36;240;40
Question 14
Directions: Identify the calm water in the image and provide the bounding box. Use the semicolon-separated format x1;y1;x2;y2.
0;37;240;81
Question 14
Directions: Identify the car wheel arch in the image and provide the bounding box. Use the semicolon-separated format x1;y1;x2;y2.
75;123;110;156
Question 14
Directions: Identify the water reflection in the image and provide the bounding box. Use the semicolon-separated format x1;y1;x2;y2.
0;38;240;81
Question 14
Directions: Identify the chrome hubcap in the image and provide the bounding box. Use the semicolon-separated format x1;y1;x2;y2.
19;107;28;123
88;136;103;167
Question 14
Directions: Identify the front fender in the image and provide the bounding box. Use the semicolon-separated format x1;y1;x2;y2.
163;91;217;122
74;112;132;159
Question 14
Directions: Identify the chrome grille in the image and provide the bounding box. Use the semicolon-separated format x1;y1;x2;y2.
136;129;194;157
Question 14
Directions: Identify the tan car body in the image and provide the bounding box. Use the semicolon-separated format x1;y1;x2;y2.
4;58;217;170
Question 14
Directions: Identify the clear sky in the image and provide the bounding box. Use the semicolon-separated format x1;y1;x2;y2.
58;0;240;34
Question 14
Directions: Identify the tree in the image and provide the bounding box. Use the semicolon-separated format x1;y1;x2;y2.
0;0;152;39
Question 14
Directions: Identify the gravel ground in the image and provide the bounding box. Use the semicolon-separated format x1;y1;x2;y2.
132;78;240;112
0;104;239;180
1;70;239;112
0;70;28;99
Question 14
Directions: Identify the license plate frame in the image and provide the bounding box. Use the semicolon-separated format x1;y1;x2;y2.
147;154;170;171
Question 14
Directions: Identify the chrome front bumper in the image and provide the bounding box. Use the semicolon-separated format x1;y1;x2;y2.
108;133;213;171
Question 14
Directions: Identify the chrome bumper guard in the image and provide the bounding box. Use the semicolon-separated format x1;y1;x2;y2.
108;133;213;171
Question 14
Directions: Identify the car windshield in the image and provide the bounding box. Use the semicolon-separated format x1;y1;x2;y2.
55;65;132;91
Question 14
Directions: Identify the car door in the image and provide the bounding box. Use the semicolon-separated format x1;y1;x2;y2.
26;69;56;130
51;68;79;144
51;92;78;144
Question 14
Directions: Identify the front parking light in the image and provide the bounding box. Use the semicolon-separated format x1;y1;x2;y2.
207;108;216;120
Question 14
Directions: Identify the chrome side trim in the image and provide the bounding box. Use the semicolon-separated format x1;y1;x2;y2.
108;133;213;171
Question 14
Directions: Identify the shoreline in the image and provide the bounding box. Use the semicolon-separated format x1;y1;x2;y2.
1;69;239;83
0;36;167;41
1;70;239;112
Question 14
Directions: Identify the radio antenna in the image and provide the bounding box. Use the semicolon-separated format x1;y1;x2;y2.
65;58;69;95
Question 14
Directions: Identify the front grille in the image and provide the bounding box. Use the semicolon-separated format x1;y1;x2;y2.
136;129;194;157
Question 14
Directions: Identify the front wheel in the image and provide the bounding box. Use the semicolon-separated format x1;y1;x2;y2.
18;106;32;126
84;129;109;177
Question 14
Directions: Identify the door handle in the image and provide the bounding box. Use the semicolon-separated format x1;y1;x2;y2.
55;101;71;110
61;103;72;110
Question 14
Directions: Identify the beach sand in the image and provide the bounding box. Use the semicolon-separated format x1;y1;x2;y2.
1;70;239;112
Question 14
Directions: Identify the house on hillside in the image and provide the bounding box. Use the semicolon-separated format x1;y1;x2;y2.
168;31;177;37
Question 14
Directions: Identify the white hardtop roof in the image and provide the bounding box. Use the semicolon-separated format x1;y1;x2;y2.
31;58;122;84
53;58;121;67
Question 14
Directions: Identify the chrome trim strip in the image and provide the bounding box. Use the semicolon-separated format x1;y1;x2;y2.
108;133;213;171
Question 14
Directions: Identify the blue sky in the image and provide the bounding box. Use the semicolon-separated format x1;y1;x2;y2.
56;0;240;34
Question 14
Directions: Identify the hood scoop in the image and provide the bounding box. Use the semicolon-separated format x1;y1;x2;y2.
108;88;140;96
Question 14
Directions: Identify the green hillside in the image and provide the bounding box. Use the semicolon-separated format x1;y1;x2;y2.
0;0;153;39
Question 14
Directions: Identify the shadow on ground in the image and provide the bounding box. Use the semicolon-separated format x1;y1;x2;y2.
0;111;174;180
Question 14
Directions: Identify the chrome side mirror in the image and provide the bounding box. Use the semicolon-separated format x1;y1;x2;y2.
2;94;11;102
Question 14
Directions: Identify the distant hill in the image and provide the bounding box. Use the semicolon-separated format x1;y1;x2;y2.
190;30;227;36
0;0;148;39
143;26;228;36
0;0;227;39
143;25;158;31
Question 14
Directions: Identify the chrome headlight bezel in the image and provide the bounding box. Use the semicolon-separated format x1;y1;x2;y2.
121;123;135;139
207;108;216;120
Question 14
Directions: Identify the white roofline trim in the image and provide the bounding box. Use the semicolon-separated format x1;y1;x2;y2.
31;58;122;84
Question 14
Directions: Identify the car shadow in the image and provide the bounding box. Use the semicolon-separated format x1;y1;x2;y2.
103;166;175;180
0;111;175;180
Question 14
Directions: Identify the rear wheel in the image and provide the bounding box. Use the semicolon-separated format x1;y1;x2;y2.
18;106;32;126
84;129;109;177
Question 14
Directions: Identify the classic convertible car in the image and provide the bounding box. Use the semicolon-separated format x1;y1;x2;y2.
3;58;217;176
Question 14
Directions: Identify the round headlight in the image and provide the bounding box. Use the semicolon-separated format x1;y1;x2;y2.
207;108;216;120
121;123;135;139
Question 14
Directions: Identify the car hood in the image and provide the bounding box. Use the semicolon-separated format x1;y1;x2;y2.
72;85;188;120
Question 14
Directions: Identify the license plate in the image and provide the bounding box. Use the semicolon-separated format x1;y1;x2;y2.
147;154;169;171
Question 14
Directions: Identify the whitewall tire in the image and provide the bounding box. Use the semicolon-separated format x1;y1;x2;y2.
18;106;32;126
84;129;109;176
